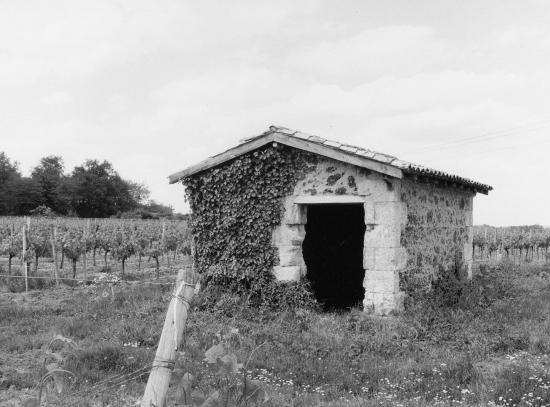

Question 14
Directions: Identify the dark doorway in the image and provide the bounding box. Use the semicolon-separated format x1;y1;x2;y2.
302;204;366;310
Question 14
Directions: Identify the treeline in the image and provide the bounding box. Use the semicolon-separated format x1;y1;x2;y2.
0;152;180;219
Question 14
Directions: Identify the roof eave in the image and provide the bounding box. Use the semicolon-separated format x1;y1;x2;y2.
403;168;493;195
168;133;277;184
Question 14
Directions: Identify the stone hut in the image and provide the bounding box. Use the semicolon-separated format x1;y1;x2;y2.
169;126;492;314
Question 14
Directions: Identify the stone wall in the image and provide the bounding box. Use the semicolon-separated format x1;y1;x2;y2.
399;178;474;298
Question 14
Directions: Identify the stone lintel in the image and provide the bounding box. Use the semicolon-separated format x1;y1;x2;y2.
293;195;366;204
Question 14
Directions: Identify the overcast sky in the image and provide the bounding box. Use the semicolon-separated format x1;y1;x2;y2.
1;0;549;226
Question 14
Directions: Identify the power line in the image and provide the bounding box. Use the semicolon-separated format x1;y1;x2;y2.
407;119;550;155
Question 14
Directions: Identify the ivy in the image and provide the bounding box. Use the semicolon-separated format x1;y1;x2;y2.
182;146;315;297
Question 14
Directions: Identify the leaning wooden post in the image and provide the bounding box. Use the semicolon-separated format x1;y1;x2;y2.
141;268;197;407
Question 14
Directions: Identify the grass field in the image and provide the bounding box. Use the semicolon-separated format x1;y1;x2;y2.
1;260;550;406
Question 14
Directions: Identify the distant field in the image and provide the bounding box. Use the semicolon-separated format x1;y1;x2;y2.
2;260;550;406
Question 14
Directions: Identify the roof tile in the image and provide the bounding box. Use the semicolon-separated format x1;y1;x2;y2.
307;135;326;144
340;144;359;153
356;149;376;159
323;140;342;148
390;159;411;169
293;131;315;141
372;153;396;164
269;125;296;135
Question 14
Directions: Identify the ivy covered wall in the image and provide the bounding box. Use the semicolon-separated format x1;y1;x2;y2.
182;145;316;289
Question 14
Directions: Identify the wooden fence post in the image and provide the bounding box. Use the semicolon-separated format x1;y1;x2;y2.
141;268;197;407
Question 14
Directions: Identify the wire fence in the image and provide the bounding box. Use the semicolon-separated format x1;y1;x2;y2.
1;269;193;405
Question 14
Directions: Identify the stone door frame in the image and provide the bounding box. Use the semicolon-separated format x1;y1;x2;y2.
272;194;407;314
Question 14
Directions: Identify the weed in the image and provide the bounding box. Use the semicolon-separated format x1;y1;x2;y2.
59;317;98;340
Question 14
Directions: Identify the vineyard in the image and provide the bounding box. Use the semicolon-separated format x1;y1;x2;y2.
473;225;550;263
0;216;191;288
2;217;549;286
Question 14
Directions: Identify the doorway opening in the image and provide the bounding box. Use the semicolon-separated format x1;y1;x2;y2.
302;204;366;310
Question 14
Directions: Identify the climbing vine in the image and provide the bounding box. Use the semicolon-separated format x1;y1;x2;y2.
182;146;316;296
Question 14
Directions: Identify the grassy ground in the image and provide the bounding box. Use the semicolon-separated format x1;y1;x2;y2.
1;260;550;406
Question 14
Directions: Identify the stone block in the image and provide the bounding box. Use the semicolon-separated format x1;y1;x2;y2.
363;291;404;315
364;202;375;224
363;247;407;270
278;245;305;267
363;247;375;269
462;241;473;263
283;199;307;225
364;224;402;248
273;266;303;281
376;247;407;270
272;225;306;246
363;269;400;292
355;172;401;202
374;201;407;226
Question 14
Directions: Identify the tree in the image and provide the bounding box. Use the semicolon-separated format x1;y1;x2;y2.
0;153;45;215
69;160;139;218
128;182;150;205
0;152;19;184
31;156;68;214
144;201;174;218
0;152;22;215
12;178;42;215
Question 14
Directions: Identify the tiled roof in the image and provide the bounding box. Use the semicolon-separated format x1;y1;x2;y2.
169;125;492;194
248;126;492;194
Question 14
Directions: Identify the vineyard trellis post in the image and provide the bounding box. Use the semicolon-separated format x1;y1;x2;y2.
50;225;59;286
161;221;166;267
83;220;89;281
22;217;31;291
22;221;28;291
